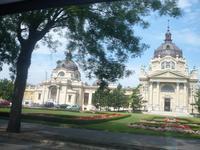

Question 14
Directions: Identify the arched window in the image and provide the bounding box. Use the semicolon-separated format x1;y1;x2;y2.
166;62;170;68
58;71;65;77
161;62;165;69
171;62;175;69
49;86;57;100
161;85;175;93
161;61;175;69
166;45;170;49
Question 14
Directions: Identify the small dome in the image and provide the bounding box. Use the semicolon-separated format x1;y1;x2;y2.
56;60;78;71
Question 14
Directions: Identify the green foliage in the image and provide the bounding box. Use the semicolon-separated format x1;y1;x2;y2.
131;85;145;112
92;84;129;111
195;88;200;113
0;79;14;100
110;84;129;110
92;87;110;110
0;0;181;83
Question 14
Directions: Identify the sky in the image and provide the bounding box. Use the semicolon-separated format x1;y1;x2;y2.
0;0;200;88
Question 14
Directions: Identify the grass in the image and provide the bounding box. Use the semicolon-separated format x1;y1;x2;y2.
0;107;199;139
0;107;96;116
76;114;200;139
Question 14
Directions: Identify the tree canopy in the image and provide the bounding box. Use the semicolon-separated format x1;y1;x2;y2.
0;79;14;101
0;0;180;84
0;0;181;132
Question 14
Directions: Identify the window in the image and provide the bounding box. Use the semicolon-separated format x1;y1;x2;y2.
166;62;170;68
161;85;175;93
38;93;41;100
161;62;165;69
166;45;170;49
68;95;72;102
49;86;57;100
171;62;175;69
58;71;65;77
179;83;184;90
161;61;175;69
84;93;89;105
153;82;157;89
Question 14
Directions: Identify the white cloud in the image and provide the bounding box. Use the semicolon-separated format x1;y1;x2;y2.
178;0;198;8
178;0;199;12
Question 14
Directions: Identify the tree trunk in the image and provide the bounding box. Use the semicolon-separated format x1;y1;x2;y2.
7;41;35;133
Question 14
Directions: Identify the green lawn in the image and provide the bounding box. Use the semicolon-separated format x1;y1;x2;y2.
0;107;199;139
78;113;200;139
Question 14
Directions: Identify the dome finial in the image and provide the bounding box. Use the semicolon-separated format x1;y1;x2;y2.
65;49;72;61
167;19;170;32
165;20;172;42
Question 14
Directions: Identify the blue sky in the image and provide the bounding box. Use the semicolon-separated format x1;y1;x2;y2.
0;0;200;87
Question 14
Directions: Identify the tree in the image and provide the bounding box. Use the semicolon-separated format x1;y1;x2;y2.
131;85;144;112
110;84;128;111
0;79;14;101
195;88;200;114
0;0;180;132
92;87;110;111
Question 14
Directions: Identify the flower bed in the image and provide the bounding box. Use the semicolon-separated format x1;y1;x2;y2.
0;111;130;125
128;117;200;135
77;113;126;120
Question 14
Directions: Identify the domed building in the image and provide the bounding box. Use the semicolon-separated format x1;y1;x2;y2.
23;51;123;110
139;27;199;116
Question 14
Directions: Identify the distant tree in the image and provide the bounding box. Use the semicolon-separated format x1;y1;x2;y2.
0;79;14;101
110;84;128;111
195;88;200;113
131;85;144;112
0;0;180;132
92;87;110;111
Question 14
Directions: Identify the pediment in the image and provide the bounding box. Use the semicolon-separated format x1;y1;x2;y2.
149;71;188;79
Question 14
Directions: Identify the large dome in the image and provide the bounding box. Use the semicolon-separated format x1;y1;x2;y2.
56;51;78;71
56;60;78;71
154;28;183;58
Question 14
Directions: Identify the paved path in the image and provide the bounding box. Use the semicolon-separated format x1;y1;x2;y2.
0;119;199;150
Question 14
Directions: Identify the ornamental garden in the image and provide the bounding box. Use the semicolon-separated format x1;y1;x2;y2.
0;107;199;139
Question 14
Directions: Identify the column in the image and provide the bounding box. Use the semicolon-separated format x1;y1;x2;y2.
88;93;92;105
55;86;60;104
176;83;179;112
184;83;188;113
157;82;160;111
149;82;153;111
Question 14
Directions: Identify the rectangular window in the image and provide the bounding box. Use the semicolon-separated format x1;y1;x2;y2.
68;95;72;102
84;93;89;105
38;93;41;100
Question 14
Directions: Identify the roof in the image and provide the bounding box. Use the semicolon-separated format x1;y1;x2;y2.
154;28;183;58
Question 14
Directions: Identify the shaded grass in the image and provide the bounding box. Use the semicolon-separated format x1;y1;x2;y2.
0;107;97;116
0;108;130;125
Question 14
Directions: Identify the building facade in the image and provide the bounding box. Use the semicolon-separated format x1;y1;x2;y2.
139;28;199;115
24;51;132;110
